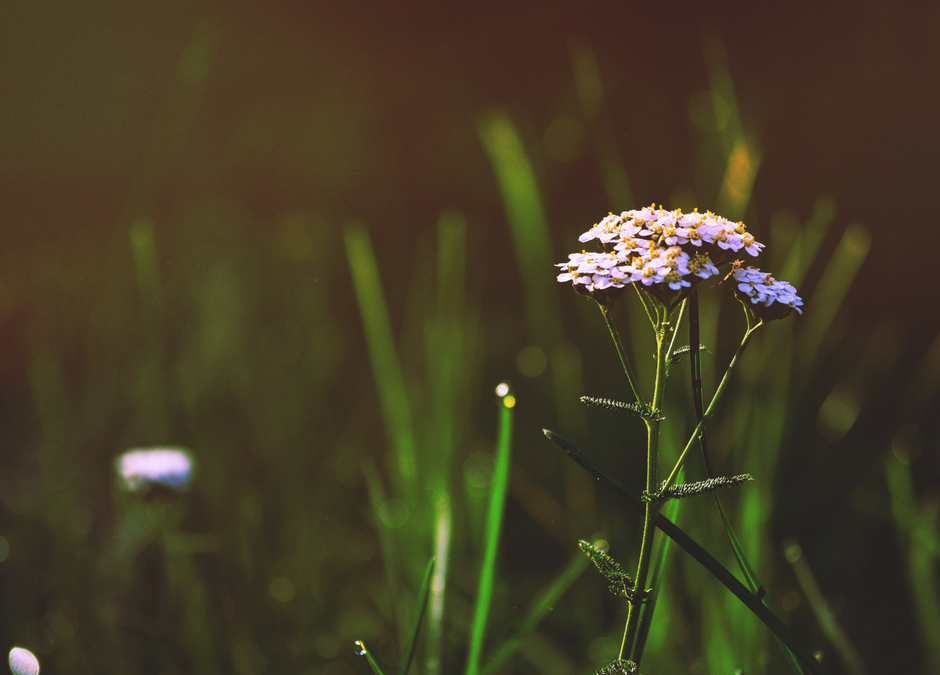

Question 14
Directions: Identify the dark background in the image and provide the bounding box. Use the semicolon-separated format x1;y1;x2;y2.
1;1;939;674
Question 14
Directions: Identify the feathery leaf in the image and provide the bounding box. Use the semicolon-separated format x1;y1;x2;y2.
580;396;664;421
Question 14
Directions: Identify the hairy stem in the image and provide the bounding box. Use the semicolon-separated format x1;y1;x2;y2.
602;306;646;406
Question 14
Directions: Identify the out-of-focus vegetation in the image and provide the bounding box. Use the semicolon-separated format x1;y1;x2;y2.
1;3;939;674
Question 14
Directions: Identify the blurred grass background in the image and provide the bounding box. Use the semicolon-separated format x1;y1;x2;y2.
1;1;940;674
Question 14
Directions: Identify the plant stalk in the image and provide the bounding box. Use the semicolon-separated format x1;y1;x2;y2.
619;310;669;662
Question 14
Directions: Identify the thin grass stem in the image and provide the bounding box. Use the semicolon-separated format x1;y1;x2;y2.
480;551;589;675
465;389;515;675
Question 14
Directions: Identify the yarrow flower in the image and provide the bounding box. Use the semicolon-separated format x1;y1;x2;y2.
557;206;763;307
9;648;40;675
732;266;803;320
115;447;195;495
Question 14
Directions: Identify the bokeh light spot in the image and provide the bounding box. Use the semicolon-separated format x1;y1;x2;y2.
269;577;295;602
817;382;861;442
516;346;547;377
378;499;409;528
463;452;496;488
315;636;340;659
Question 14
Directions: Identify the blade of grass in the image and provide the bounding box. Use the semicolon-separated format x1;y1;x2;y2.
784;539;866;675
356;641;388;675
798;223;871;367
542;429;825;675
568;38;634;209
691;293;806;674
400;557;436;675
480;549;590;675
426;495;451;675
363;460;406;644
886;455;940;673
780;196;837;288
465;388;515;675
477;113;561;349
344;223;418;497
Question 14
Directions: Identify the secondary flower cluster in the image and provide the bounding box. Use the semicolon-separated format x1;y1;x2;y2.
556;206;801;317
733;266;803;319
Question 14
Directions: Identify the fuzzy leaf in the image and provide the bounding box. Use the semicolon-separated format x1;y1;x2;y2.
580;396;664;422
596;659;639;675
669;343;709;365
578;540;636;600
651;474;753;502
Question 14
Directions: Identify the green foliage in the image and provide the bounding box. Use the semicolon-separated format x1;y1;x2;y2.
579;540;637;601
579;396;664;422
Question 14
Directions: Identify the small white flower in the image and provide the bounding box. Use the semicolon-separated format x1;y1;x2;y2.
732;267;803;319
557;206;765;305
9;647;40;675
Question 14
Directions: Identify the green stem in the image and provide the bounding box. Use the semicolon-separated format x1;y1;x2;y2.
665;298;688;367
633;284;658;329
601;306;646;406
661;313;763;491
619;314;669;662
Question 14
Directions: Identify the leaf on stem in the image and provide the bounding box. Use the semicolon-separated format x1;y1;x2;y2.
596;658;639;675
644;475;753;503
578;540;638;600
668;343;710;365
580;396;664;422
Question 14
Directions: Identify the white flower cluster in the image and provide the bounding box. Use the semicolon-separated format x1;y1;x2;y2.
732;267;803;317
556;206;764;304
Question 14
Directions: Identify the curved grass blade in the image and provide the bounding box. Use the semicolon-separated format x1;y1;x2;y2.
480;550;589;675
355;641;387;675
690;293;806;675
542;429;825;675
344;223;418;498
465;390;515;675
399;557;436;675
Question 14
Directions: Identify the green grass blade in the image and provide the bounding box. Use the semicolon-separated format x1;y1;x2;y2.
477;113;562;349
886;455;940;673
480;549;590;675
363;461;405;644
426;496;452;675
465;388;515;675
399;557;436;675
633;471;682;662
344;222;418;495
798;222;871;366
692;293;804;674
356;641;388;675
543;429;825;675
780;196;837;287
568;39;634;209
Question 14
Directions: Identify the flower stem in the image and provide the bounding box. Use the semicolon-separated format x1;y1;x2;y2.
660;313;763;491
619;313;669;662
601;306;646;406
